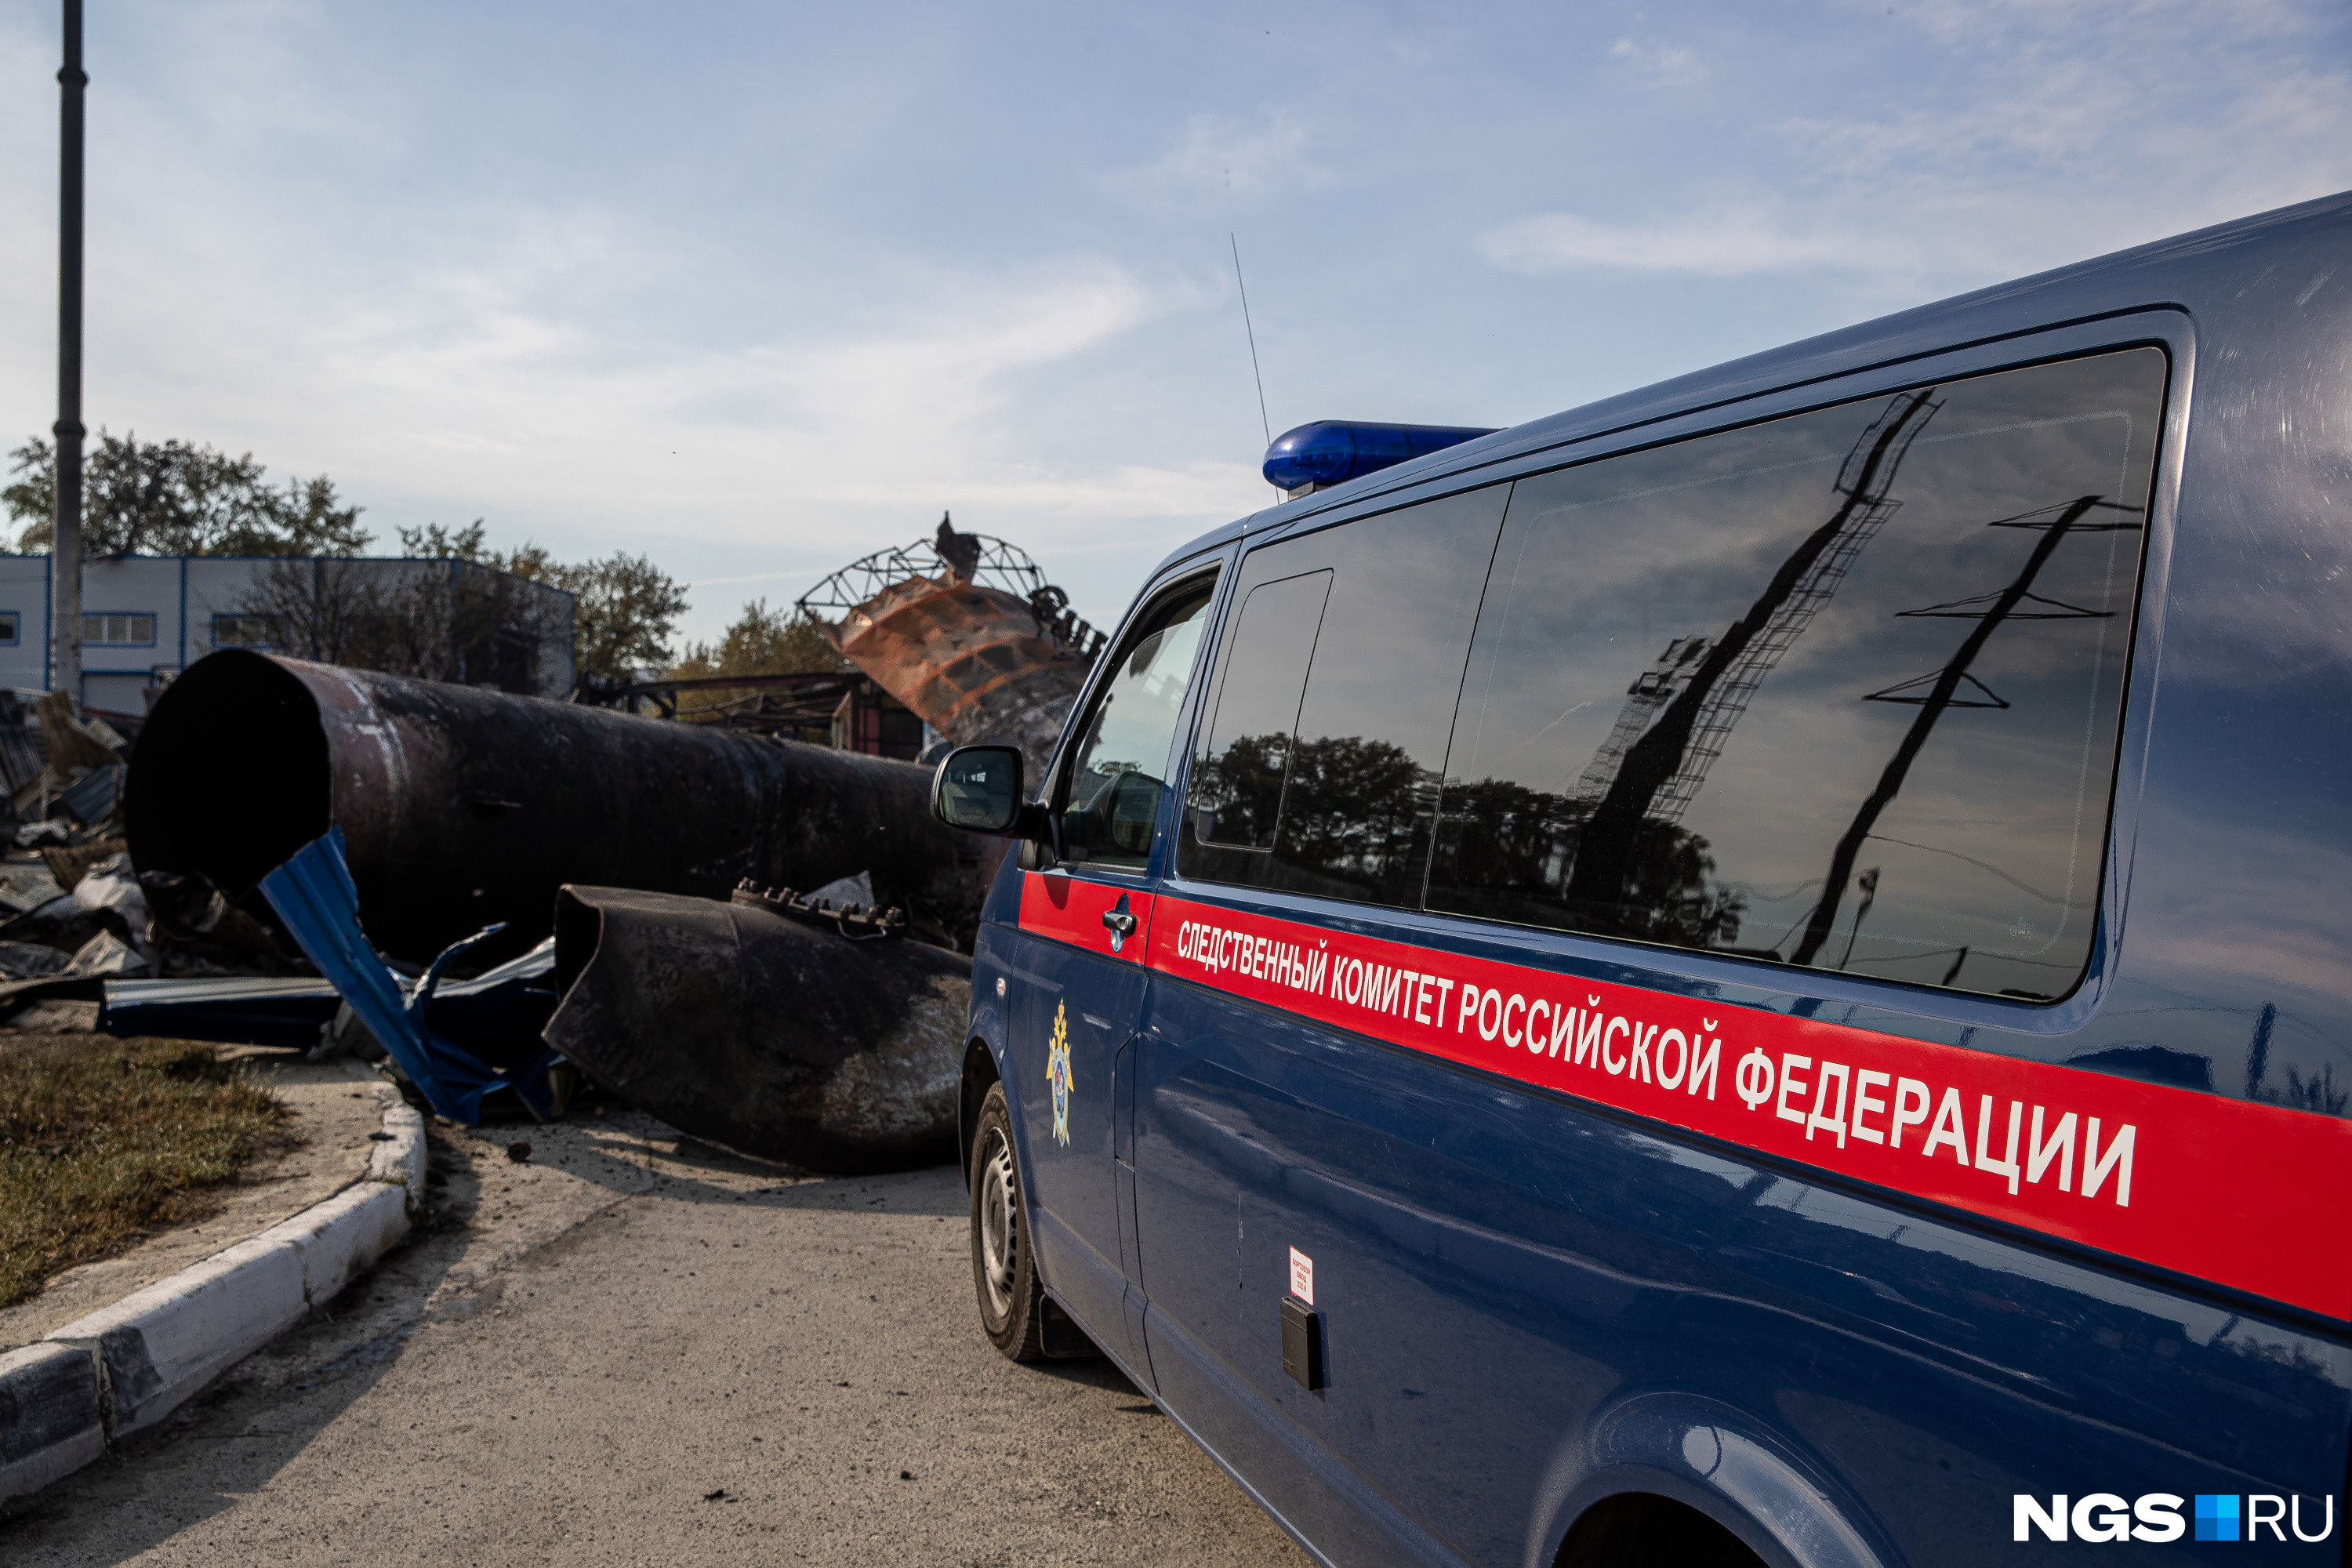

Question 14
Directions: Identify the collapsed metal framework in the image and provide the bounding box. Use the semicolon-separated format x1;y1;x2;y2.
797;528;1046;619
795;521;1105;663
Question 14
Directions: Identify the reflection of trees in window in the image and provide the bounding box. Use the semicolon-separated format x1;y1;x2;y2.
1276;735;1432;902
1189;733;1438;904
1189;732;1292;848
1439;779;1744;948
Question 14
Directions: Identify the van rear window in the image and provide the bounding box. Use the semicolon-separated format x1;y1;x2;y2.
1430;348;2164;1001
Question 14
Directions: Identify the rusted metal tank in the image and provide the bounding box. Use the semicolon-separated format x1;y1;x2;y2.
125;650;989;961
798;517;1100;774
546;887;967;1173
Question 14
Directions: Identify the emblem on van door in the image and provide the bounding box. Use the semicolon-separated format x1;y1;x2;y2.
1047;1002;1074;1146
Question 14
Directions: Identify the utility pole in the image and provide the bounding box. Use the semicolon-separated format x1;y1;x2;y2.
53;0;85;705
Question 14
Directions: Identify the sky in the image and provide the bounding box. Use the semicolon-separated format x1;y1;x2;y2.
1;0;2347;654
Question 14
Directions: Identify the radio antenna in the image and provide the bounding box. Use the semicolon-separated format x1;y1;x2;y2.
1230;233;1272;446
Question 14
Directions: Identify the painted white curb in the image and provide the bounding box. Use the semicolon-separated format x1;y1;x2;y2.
0;1343;104;1500
0;1096;425;1501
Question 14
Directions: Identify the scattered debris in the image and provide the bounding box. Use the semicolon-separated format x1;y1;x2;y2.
730;876;909;941
546;886;969;1172
140;868;299;972
34;688;124;775
41;837;126;893
310;999;385;1062
260;827;561;1123
0;940;68;979
10;999;98;1033
58;762;123;827
506;1140;532;1163
70;853;154;958
64;931;145;978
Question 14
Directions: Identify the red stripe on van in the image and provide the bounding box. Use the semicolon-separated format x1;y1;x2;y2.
1018;871;1152;964
1143;894;2352;1321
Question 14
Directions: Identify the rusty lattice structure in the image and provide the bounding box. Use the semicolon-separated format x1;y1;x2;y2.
797;517;1103;775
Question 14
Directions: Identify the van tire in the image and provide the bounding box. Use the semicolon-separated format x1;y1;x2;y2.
970;1082;1050;1361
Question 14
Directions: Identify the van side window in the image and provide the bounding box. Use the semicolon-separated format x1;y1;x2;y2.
1181;485;1508;906
1430;347;2165;1001
1054;579;1217;870
1187;571;1330;850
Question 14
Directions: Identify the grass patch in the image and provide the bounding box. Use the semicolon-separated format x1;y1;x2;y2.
0;1036;291;1309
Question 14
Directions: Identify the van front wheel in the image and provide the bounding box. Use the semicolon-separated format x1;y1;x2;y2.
971;1083;1049;1361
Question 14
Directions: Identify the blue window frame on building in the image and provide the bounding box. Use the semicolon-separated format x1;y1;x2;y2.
83;612;157;648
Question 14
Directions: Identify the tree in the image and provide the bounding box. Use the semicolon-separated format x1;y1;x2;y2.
1434;776;1744;949
671;599;847;681
392;523;691;684
4;432;369;556
237;555;566;693
536;554;689;682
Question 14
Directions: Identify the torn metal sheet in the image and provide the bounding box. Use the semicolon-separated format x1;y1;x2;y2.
100;975;339;1049
59;764;123;826
96;936;557;1057
260;827;558;1123
546;887;969;1173
127;649;989;961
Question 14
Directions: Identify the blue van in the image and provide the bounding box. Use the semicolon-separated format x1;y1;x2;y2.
929;191;2352;1566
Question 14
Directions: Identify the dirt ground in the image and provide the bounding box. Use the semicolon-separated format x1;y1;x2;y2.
0;1099;1312;1568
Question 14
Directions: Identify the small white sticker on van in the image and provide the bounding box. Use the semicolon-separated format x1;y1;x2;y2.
1290;1247;1315;1306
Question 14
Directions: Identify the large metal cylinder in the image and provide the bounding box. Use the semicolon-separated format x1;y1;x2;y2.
126;650;986;961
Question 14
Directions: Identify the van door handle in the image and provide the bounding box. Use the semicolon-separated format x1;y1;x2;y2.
1100;894;1138;953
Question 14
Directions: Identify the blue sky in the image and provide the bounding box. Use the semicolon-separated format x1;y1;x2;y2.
2;0;2347;652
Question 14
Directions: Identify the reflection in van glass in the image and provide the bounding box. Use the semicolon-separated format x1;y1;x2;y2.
1058;583;1215;869
1182;485;1508;907
1430;348;2163;1001
1189;570;1330;851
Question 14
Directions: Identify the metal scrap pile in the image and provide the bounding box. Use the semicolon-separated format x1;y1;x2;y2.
87;518;1094;1174
0;689;297;1006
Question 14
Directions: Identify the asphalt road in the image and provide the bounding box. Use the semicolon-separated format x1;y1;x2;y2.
1;1104;1310;1567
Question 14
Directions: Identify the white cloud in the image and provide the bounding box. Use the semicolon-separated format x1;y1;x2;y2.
1607;36;1704;87
1477;208;1875;278
1483;0;2352;299
1107;110;1327;215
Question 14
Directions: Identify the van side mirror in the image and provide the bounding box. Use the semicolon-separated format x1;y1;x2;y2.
931;745;1029;837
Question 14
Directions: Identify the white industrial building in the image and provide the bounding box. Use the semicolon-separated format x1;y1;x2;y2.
0;554;576;717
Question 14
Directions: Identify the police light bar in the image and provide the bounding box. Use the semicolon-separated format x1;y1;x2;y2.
1261;421;1500;495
